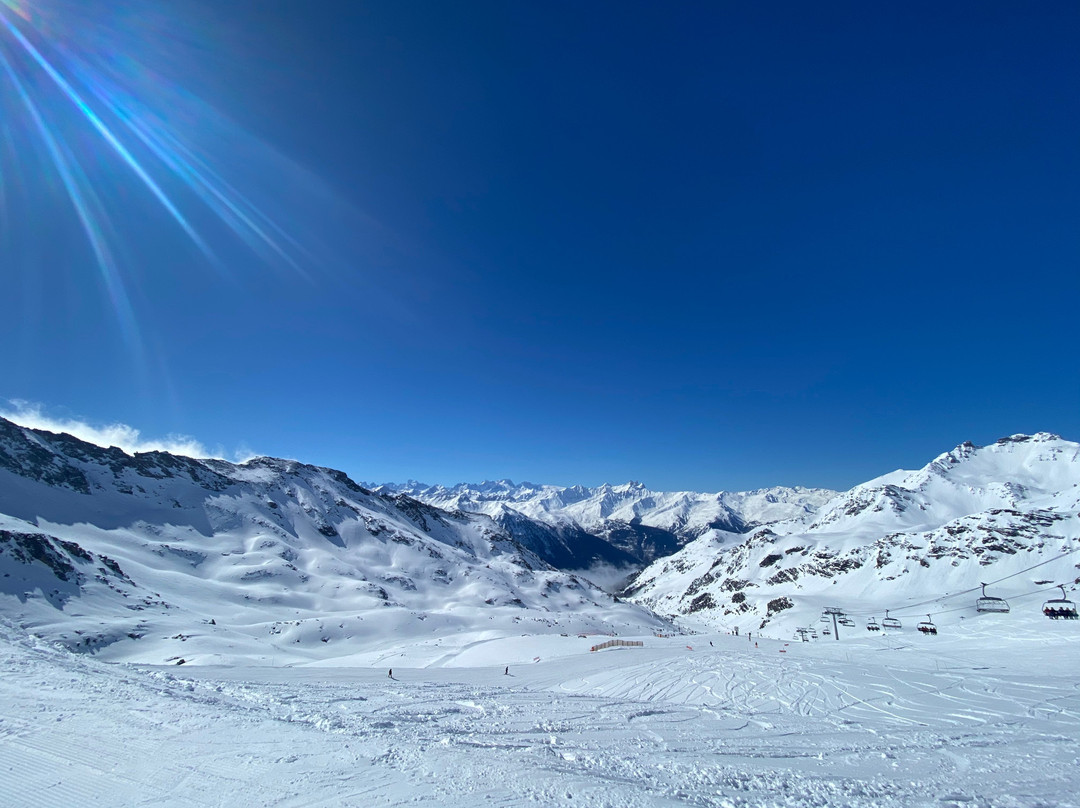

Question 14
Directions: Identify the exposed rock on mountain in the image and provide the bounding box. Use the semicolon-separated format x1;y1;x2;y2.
0;417;669;664
373;479;836;564
626;434;1080;635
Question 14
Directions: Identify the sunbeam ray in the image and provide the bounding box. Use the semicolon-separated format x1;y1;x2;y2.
0;120;10;238
0;44;142;351
0;0;364;398
67;54;311;277
0;6;214;260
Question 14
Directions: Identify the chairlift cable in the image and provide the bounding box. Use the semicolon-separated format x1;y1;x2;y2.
891;583;1074;619
838;548;1080;619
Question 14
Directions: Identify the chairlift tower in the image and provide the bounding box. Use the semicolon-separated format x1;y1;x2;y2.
823;606;845;641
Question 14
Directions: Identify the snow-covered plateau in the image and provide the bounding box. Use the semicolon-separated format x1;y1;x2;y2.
1;418;1078;806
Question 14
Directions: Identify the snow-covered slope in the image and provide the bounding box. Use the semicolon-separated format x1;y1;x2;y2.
3;612;1078;806
627;433;1080;636
0;418;669;664
374;479;836;563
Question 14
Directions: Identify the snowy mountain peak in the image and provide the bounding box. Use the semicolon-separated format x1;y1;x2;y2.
0;417;670;664
999;431;1062;444
626;433;1080;635
374;478;838;564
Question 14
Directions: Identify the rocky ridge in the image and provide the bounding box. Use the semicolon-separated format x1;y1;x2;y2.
626;434;1080;635
0;417;669;664
373;478;837;564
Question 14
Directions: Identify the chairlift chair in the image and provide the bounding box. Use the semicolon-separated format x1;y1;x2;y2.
975;582;1010;613
866;617;881;632
822;626;832;636
917;614;938;635
839;616;855;627
882;610;902;630
1042;585;1079;620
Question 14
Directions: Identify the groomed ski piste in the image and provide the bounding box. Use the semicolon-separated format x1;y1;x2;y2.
2;606;1078;807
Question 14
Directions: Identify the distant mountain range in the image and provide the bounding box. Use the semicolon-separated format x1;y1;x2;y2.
627;433;1080;635
371;479;836;565
3;413;1077;661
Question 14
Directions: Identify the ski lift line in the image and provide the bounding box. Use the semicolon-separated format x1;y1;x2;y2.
999;584;1078;604
941;583;1070;615
833;581;1076;622
984;549;1080;586
894;584;1077;620
836;549;1080;618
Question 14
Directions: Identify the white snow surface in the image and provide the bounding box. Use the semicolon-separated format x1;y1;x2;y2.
628;433;1080;637
2;613;1078;807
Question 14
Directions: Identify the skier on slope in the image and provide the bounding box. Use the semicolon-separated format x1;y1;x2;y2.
388;668;393;678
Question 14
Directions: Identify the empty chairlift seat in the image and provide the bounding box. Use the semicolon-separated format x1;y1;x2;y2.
976;583;1010;613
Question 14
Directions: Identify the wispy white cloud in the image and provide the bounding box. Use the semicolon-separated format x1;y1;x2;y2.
0;400;255;462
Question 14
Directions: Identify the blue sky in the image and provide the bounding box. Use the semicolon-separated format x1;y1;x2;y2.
1;0;1078;492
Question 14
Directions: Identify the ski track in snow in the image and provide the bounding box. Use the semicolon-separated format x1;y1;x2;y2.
2;623;1078;807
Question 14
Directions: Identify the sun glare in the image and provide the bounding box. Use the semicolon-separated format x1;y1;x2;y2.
0;0;30;23
0;0;317;348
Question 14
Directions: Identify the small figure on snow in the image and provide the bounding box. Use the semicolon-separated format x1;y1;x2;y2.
504;666;509;675
388;668;393;678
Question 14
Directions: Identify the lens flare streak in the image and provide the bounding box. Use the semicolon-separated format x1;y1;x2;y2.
0;0;322;351
0;43;141;348
0;0;30;23
0;9;211;258
69;58;308;275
